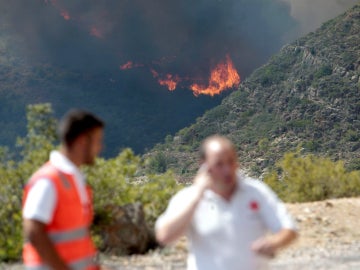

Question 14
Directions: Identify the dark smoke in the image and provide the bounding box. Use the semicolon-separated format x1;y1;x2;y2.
2;0;297;77
2;0;356;155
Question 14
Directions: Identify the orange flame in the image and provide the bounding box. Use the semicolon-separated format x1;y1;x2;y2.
120;61;145;70
120;61;134;70
158;74;181;91
150;69;180;91
190;55;240;96
121;55;240;96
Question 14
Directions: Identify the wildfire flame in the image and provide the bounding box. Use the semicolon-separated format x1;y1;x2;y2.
120;61;145;70
123;55;240;96
158;74;181;91
150;69;180;91
190;55;240;96
44;1;240;96
46;0;108;39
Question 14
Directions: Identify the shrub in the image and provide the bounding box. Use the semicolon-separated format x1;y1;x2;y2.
264;151;360;202
314;65;332;79
85;149;180;227
0;158;23;262
0;104;56;261
0;104;180;261
146;151;168;173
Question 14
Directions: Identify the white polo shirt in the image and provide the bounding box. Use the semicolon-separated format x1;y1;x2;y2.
156;173;296;270
23;151;88;224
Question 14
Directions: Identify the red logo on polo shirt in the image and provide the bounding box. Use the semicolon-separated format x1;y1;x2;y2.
249;200;259;211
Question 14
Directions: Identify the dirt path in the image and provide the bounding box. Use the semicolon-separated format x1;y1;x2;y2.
3;198;360;270
102;197;360;270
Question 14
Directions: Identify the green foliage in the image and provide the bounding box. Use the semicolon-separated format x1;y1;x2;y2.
258;138;270;152
85;149;180;227
345;129;359;142
264;151;360;203
146;151;168;173
314;65;333;79
0;103;180;261
85;150;180;249
258;65;286;87
0;159;23;262
0;103;57;261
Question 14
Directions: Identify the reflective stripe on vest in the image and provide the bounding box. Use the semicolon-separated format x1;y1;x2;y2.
24;226;89;244
49;226;88;243
24;254;97;270
56;170;71;190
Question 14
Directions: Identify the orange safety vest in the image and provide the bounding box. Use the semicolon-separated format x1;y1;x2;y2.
22;162;99;270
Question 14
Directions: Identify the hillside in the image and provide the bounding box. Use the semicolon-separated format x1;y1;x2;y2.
0;28;222;157
147;4;360;179
0;0;302;157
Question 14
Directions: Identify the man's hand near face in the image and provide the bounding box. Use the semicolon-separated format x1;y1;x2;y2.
194;164;214;195
155;164;213;246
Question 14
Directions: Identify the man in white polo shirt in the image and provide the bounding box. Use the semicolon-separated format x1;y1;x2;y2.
155;135;297;270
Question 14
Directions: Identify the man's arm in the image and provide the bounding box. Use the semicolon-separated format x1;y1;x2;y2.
155;186;203;245
155;166;211;245
251;180;298;257
251;228;298;257
24;219;71;270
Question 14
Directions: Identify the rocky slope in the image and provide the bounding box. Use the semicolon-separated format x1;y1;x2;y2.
147;4;360;180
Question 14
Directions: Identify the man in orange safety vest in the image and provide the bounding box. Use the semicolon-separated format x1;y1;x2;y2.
22;109;106;270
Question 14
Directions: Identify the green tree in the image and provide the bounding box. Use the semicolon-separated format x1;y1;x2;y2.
0;103;57;261
147;151;168;173
85;149;180;226
0;103;180;261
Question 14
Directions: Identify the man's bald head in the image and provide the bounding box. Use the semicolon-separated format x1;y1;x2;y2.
200;135;237;161
199;135;239;194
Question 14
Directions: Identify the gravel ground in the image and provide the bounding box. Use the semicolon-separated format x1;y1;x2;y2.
97;241;360;270
3;198;360;270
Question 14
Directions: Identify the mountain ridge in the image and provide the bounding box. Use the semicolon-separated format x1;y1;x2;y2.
146;4;360;179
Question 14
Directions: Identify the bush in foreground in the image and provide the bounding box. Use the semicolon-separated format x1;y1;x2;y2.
0;104;179;261
264;151;360;202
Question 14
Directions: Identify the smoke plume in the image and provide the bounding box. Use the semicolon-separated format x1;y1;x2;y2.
0;0;357;154
2;0;296;78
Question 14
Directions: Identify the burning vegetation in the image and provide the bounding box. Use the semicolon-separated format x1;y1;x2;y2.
122;55;240;96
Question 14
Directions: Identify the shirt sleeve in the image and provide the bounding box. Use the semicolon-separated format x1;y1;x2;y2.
256;181;297;233
23;178;57;224
155;187;193;231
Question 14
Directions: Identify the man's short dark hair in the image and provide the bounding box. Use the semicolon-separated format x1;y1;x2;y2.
58;109;104;147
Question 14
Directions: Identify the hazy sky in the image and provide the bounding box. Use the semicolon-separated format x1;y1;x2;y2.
283;0;359;34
